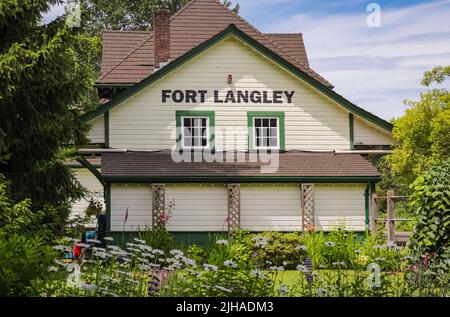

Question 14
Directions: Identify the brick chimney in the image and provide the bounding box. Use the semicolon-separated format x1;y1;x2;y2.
153;9;171;70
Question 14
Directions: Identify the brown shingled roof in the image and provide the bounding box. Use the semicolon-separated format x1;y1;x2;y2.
98;0;331;87
264;33;309;68
101;151;380;180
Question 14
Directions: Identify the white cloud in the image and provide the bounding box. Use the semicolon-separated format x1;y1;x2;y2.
263;0;450;119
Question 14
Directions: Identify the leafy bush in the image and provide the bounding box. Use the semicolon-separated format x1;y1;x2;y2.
0;231;56;296
137;229;180;252
230;231;306;269
408;159;450;272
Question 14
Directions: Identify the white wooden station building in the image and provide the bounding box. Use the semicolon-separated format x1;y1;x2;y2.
70;0;394;241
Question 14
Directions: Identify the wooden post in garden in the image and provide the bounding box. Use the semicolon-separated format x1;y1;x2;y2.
370;192;378;237
386;190;395;244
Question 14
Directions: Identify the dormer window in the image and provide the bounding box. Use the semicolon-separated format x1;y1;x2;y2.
176;111;215;150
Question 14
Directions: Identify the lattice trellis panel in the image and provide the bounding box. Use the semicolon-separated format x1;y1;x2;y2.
152;184;166;231
301;184;315;232
227;184;241;237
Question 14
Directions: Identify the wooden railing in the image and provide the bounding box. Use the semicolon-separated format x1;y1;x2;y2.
371;190;413;244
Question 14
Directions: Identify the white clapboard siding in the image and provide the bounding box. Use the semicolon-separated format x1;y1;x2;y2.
165;184;228;232
88;115;105;144
70;168;104;219
315;184;366;231
110;184;152;231
354;116;393;146
240;184;302;231
107;36;364;151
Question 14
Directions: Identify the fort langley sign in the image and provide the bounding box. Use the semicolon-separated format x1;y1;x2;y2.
162;89;296;104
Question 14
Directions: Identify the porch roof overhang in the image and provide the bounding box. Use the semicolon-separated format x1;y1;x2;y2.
101;150;381;183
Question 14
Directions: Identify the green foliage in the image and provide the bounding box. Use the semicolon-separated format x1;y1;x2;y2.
80;0;239;36
0;231;56;296
0;2;100;237
387;66;450;185
137;228;180;252
230;231;306;269
408;159;450;272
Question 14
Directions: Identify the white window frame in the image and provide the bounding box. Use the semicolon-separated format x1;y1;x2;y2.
253;117;280;150
181;116;210;150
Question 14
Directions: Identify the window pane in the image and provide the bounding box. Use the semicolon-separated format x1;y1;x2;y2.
193;137;200;147
255;119;261;127
201;127;207;138
270;118;277;127
202;138;207;146
263;137;269;147
201;118;207;127
183;127;191;138
183;118;191;127
262;118;270;127
261;128;269;138
269;128;277;138
269;137;278;147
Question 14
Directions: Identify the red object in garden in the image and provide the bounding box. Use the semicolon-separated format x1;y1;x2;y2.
73;244;81;258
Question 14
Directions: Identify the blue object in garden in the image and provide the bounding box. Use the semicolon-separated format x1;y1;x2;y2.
86;230;96;240
64;252;74;259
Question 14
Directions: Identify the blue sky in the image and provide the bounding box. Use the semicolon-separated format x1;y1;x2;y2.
44;0;450;120
237;0;450;119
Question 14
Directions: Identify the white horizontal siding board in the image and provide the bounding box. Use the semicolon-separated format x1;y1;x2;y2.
240;184;302;232
109;37;353;151
70;168;104;220
315;184;366;231
354;116;393;146
110;183;152;231
165;184;228;232
88;115;105;144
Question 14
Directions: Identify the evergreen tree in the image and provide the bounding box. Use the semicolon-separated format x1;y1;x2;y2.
0;0;98;236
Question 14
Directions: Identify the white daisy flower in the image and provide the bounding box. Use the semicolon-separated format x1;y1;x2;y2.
216;239;229;245
224;259;238;269
296;265;308;273
325;241;335;247
295;245;308;251
251;269;266;279
215;285;232;293
203;264;218;272
279;284;289;295
47;266;59;272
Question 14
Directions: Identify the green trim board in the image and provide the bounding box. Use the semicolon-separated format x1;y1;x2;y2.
349;113;354;150
105;183;111;233
95;84;134;88
80;24;393;132
364;182;370;231
76;157;103;185
247;111;285;151
103;176;381;183
66;164;101;169
175;110;215;150
104;111;110;148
